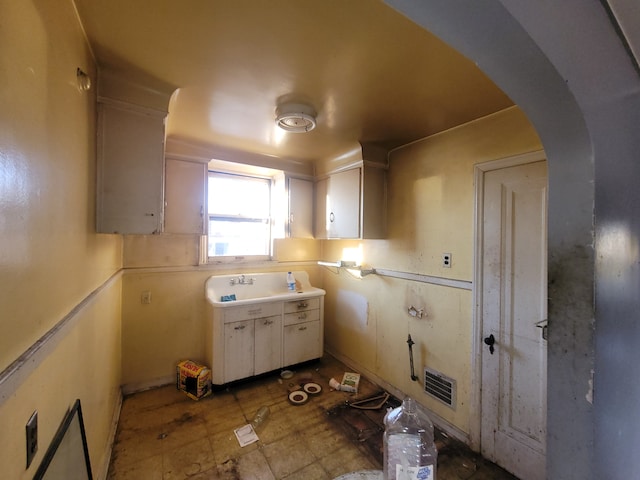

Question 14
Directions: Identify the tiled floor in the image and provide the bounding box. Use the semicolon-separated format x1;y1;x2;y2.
108;355;517;479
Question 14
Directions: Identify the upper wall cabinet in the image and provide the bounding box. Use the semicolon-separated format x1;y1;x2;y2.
96;99;167;234
164;158;207;234
315;164;386;239
288;177;314;238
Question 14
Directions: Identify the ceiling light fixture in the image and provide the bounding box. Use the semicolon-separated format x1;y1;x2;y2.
275;103;317;133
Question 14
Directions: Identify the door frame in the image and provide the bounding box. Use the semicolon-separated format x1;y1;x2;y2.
470;149;546;451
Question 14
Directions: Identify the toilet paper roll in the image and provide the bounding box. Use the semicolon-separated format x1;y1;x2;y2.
329;378;341;391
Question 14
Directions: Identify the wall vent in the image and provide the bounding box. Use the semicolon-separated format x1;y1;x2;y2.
424;367;456;409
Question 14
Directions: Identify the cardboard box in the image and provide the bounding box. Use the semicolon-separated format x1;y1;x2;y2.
176;360;212;400
340;372;361;393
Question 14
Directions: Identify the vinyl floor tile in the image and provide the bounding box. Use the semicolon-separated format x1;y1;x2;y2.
108;355;517;480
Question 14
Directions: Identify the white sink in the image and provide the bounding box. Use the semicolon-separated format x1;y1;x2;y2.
205;270;324;307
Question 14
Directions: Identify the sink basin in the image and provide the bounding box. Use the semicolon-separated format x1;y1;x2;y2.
205;270;324;307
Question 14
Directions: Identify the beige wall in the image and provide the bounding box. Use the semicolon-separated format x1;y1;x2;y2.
120;237;322;391
0;1;122;478
320;106;543;437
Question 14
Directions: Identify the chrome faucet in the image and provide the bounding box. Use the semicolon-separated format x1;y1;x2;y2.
230;275;255;285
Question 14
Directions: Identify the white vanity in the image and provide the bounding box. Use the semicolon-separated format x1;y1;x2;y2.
205;271;325;385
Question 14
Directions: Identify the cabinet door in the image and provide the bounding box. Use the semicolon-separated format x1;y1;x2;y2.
164;159;206;234
254;315;282;375
288;177;314;238
224;320;255;382
314;177;328;239
327;168;360;238
284;320;321;366
96;101;165;234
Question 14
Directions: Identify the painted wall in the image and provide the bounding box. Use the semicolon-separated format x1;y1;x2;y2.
384;1;640;478
319;106;542;437
120;237;321;392
0;1;123;478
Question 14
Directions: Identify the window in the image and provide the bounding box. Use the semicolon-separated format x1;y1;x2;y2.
207;171;272;259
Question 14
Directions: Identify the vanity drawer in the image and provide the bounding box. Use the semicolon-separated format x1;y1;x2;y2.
284;297;320;314
284;308;320;326
224;302;281;323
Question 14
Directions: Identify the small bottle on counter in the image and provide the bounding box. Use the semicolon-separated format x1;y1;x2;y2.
286;271;296;291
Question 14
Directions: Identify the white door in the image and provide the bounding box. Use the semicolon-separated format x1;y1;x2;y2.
480;159;547;480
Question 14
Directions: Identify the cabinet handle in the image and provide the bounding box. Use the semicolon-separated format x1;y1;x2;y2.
234;325;246;330
298;313;307;320
297;302;308;309
264;320;273;325
298;326;307;331
329;212;335;223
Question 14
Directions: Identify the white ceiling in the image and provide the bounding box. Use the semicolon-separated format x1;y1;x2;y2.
74;0;514;164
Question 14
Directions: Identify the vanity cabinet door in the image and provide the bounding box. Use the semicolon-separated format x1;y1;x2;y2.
254;315;282;375
288;177;314;238
284;320;321;366
164;158;206;234
224;319;255;383
96;100;166;234
326;168;360;239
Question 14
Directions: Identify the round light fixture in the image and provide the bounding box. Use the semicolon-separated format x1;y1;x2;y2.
275;103;317;133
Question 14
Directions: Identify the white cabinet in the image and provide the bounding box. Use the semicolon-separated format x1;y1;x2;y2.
207;295;324;384
164;158;207;234
315;165;386;239
96;99;166;234
288;177;314;238
283;298;322;365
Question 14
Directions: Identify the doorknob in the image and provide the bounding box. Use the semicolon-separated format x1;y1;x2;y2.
535;319;548;341
484;334;495;355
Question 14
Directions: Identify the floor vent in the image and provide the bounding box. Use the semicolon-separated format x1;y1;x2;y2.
424;367;456;409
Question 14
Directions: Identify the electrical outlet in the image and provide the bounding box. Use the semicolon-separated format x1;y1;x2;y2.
442;253;452;268
141;290;152;304
26;411;37;468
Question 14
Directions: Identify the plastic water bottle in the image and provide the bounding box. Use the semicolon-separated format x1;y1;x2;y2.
383;397;437;480
286;271;296;291
250;405;270;430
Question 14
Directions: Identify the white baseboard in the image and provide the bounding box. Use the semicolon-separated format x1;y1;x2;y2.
122;375;174;396
96;389;123;480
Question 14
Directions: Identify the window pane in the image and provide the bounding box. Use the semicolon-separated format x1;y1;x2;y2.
207;171;272;258
208;219;270;256
208;174;270;217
